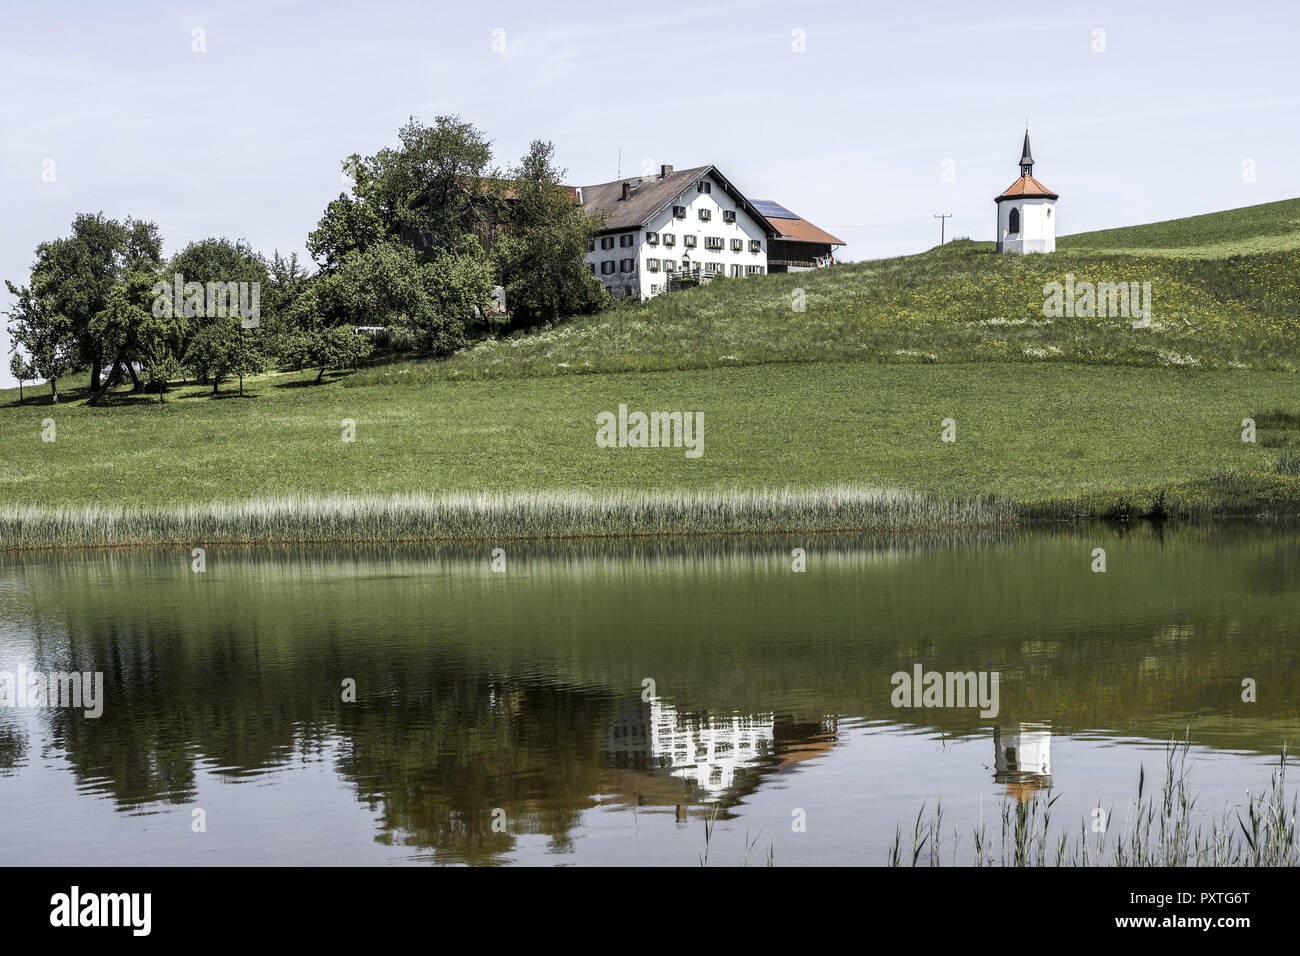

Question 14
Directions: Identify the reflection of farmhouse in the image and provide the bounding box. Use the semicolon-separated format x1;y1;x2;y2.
604;698;774;795
993;722;1053;802
577;164;844;300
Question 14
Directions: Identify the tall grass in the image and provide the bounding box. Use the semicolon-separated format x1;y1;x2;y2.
891;738;1300;867
0;485;1015;551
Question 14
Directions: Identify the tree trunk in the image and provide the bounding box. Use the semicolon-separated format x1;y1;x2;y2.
239;373;243;396
89;360;101;395
49;377;59;404
88;356;123;406
212;377;218;395
317;365;326;384
127;363;142;392
17;382;22;402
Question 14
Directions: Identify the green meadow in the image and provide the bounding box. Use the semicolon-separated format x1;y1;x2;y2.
3;198;1300;546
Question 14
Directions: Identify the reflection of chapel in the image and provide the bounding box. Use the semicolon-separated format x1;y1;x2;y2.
994;723;1053;802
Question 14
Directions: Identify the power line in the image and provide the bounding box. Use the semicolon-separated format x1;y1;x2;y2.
935;213;956;244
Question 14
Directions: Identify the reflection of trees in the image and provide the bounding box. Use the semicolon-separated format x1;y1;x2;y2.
44;619;622;861
335;677;616;863
3;523;1300;859
0;715;26;774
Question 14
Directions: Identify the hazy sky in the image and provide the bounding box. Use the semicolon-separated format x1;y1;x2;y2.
3;0;1299;386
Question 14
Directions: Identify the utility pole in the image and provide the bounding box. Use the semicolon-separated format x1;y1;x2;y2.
934;213;952;245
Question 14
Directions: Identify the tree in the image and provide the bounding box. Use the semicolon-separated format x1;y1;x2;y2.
4;280;77;403
183;317;267;396
8;352;33;403
18;213;162;401
308;116;498;269
161;238;271;395
135;310;184;402
305;238;491;358
89;272;158;398
279;310;373;383
493;140;610;328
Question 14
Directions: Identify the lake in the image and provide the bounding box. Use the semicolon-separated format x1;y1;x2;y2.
1;523;1297;866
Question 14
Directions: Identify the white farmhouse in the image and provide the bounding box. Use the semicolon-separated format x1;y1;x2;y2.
578;165;775;299
995;131;1058;254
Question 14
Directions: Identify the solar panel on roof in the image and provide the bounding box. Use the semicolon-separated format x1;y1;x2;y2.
751;200;800;220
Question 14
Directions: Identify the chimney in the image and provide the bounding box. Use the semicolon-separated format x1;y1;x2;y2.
621;182;631;200
660;164;673;179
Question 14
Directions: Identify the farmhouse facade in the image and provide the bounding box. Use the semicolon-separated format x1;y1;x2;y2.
577;165;843;299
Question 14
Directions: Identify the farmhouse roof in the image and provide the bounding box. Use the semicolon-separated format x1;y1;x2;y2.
578;165;776;236
753;201;845;246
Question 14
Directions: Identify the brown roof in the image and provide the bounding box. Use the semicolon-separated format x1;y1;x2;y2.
995;174;1058;201
476;177;579;203
759;206;845;246
578;165;776;236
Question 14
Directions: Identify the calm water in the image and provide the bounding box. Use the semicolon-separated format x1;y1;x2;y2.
1;524;1298;866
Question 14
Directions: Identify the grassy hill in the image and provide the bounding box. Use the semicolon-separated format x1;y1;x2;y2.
2;197;1299;547
1058;197;1300;257
352;199;1300;386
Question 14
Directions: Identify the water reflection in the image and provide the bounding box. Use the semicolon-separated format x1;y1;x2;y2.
0;523;1297;864
994;723;1053;802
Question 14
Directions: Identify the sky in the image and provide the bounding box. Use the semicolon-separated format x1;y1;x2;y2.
3;0;1299;387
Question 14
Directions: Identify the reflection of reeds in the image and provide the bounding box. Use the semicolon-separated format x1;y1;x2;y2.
0;486;1014;551
893;737;1300;867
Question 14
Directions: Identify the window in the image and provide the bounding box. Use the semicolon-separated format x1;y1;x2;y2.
683;235;697;248
747;265;764;275
1008;208;1020;234
698;208;711;221
588;263;596;274
730;238;743;251
587;239;595;252
601;236;615;250
673;205;686;219
730;264;742;277
705;262;721;274
705;236;723;250
620;234;635;248
662;233;675;247
663;259;675;272
697;181;711;193
650;284;660;295
601;261;616;275
646;231;659;245
647;258;660;272
620;258;634;273
723;210;736;224
749;240;762;253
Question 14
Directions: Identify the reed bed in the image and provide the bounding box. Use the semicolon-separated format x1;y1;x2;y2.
889;739;1300;867
0;485;1016;552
